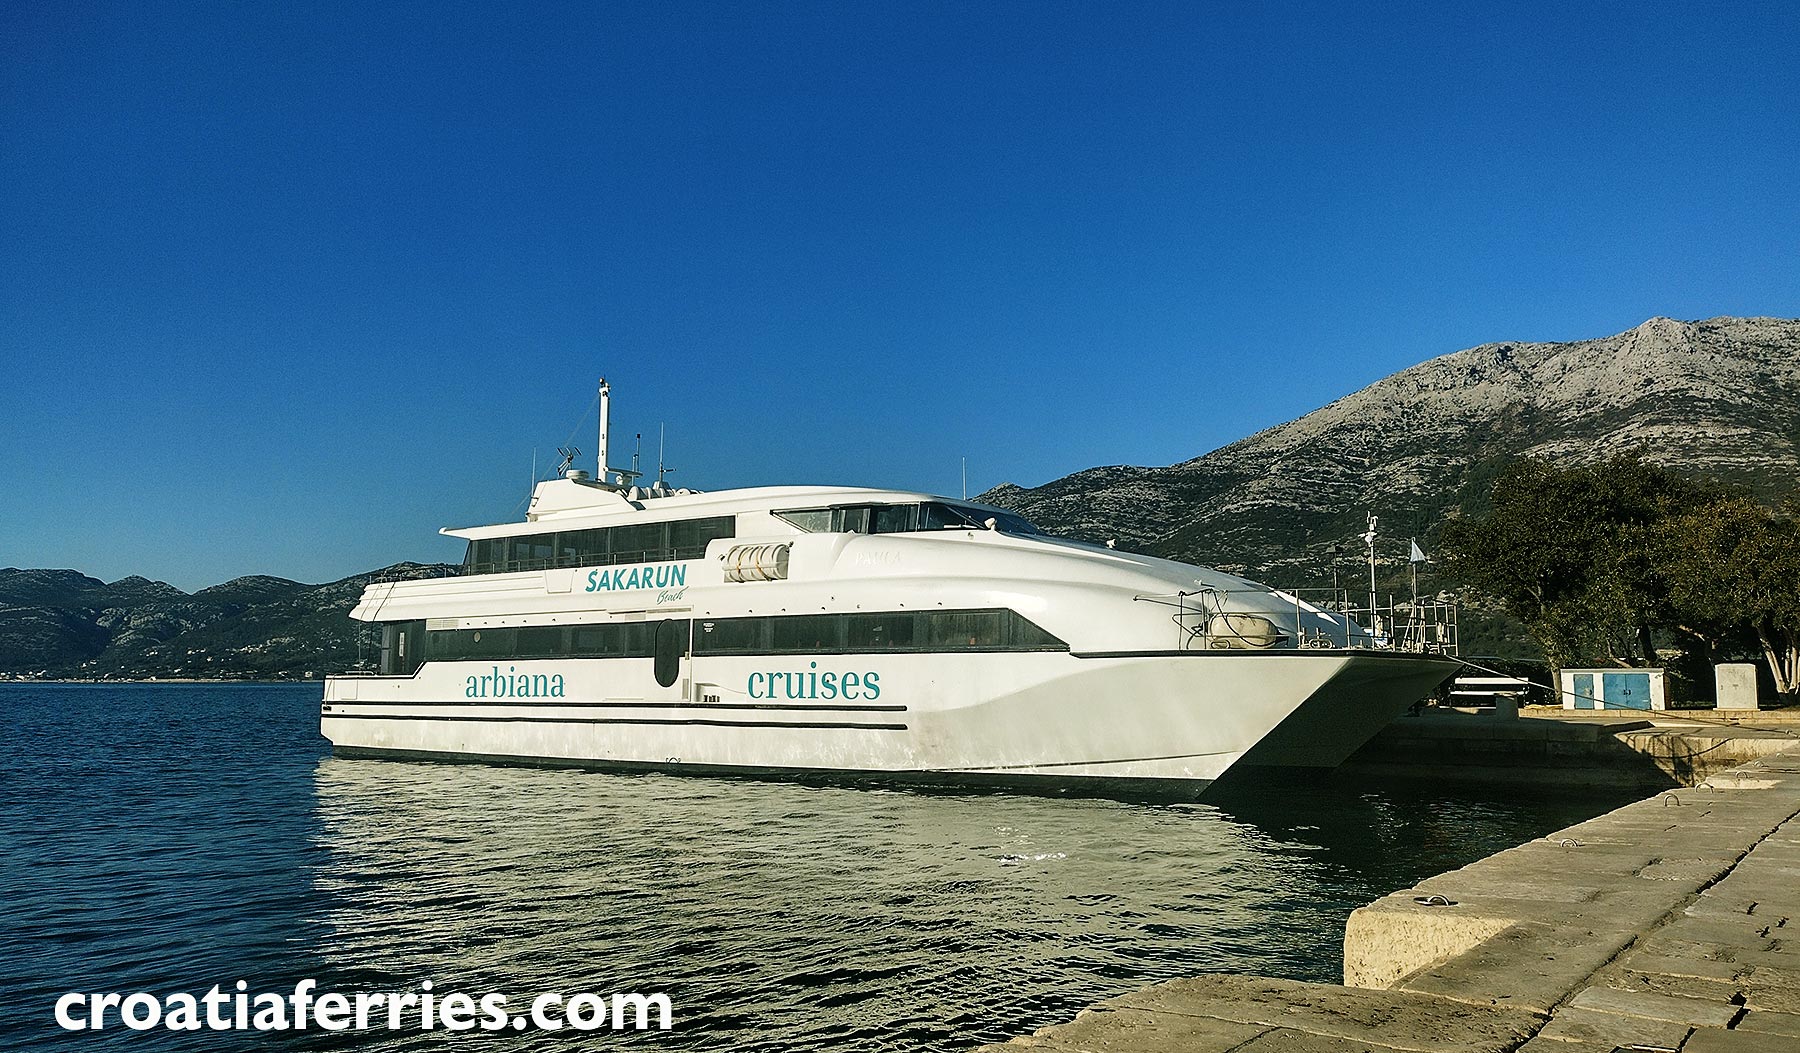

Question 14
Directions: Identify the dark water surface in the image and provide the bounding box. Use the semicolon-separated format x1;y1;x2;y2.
3;684;1634;1051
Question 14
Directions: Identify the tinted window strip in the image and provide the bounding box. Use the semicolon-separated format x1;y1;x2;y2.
374;609;1067;675
464;516;736;575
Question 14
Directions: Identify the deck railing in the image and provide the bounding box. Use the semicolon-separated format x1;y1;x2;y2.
1136;587;1458;655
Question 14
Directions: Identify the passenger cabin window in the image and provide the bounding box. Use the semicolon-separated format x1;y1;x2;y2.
378;621;425;675
362;608;1066;675
462;515;735;575
773;502;1049;538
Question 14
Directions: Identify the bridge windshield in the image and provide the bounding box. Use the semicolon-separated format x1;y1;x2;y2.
775;502;1049;537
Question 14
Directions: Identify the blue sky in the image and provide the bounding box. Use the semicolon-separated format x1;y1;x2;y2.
4;2;1797;591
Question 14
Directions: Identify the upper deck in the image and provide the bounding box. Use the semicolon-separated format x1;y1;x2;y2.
443;480;1027;537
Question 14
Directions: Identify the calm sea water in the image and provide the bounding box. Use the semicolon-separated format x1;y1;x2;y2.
3;684;1632;1051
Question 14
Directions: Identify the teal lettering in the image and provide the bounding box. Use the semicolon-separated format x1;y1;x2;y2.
550;675;565;697
531;674;549;696
820;672;838;699
586;570;599;592
465;676;478;698
842;672;861;700
671;565;686;587
748;672;764;698
863;671;880;700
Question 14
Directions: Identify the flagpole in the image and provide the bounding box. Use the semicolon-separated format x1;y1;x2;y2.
1363;513;1378;624
1407;539;1429;650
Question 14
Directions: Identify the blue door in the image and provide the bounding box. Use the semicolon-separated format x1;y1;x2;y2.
1602;672;1652;710
1572;673;1594;709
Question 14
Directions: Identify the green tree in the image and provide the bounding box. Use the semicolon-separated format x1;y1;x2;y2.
1441;455;1706;668
1649;498;1800;699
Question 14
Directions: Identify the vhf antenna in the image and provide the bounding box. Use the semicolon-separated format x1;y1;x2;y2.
555;446;580;477
657;422;676;488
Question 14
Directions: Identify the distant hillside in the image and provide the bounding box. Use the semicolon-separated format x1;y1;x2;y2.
0;563;457;680
7;316;1796;674
981;316;1800;654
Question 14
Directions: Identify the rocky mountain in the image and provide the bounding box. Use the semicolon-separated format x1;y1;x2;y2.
0;563;457;679
981;316;1800;652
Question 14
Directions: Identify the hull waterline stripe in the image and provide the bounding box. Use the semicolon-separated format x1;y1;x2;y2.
936;749;1235;772
322;699;906;713
322;712;907;731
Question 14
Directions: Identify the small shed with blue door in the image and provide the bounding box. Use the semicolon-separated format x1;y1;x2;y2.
1559;667;1667;711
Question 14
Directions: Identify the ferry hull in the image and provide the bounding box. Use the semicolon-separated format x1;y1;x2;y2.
320;651;1454;794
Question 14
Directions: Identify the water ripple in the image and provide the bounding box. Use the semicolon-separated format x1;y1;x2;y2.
2;684;1633;1051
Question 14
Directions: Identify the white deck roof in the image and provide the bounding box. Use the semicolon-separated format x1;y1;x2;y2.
440;481;1018;540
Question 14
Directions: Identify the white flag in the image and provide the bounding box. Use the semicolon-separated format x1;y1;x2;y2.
1409;539;1428;564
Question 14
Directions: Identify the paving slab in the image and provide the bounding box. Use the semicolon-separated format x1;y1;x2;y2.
1099;975;1540;1053
1511;1038;1628;1053
1638;857;1738;882
1393;921;1643;1014
1735;1009;1800;1038
1224;1029;1427;1053
1739;965;1800;1014
1566;985;1739;1027
1685;892;1761;918
1532;1005;1693;1047
988;1006;1269;1052
1654;916;1784;949
1681;1028;1800;1052
1605;951;1745;983
1593;970;1746;1006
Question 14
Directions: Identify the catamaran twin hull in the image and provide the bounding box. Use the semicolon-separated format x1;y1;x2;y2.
321;648;1456;795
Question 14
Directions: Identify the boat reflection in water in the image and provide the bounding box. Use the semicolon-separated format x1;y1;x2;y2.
305;756;1625;1052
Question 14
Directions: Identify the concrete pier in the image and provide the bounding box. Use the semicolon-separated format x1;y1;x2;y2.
1337;709;1800;788
979;746;1800;1053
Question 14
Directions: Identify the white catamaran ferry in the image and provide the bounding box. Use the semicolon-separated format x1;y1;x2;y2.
322;382;1458;794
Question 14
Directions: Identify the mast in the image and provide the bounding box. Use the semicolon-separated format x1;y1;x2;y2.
1362;513;1379;622
596;378;612;485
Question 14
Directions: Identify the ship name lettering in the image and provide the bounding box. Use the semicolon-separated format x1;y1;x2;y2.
746;663;881;701
464;665;567;699
585;563;687;593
